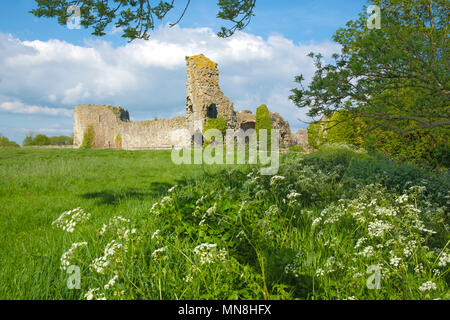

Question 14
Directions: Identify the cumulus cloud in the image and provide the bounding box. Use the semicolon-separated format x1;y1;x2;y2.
0;101;73;117
0;26;340;138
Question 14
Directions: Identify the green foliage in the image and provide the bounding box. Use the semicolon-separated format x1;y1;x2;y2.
326;111;365;148
289;144;305;153
23;134;73;147
307;121;324;149
31;0;256;41
0;134;19;148
22;134;52;146
0;147;448;299
115;134;122;149
255;104;273;149
81;126;95;149
49;136;73;146
203;116;228;146
203;116;228;136
290;0;449;134
308;111;449;168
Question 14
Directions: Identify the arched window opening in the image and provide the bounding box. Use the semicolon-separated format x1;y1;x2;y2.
206;104;218;119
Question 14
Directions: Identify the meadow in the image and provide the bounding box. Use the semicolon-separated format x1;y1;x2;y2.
0;146;448;300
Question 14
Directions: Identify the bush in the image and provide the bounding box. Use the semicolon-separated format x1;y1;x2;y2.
203;116;228;136
307;111;449;168
289;144;305;153
81;126;95;149
203;116;228;145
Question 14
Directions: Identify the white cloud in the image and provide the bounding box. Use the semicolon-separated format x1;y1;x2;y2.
0;26;340;133
0;101;73;117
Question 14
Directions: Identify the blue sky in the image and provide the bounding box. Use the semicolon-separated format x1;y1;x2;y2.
0;0;368;144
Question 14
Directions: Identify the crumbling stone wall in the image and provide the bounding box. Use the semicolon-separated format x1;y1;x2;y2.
73;105;188;149
73;54;293;150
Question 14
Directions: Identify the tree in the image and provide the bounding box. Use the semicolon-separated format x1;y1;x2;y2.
31;0;256;41
0;134;19;148
290;0;449;135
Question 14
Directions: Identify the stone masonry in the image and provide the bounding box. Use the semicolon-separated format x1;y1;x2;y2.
73;54;292;149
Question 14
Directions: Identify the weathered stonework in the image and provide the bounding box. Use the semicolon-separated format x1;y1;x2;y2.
73;54;292;149
292;129;311;151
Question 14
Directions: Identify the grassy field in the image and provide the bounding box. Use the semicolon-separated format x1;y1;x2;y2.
0;148;225;299
0;146;448;300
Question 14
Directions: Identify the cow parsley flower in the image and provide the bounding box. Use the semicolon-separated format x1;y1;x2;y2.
193;243;227;265
419;281;437;292
104;275;119;290
91;240;123;274
52;207;91;233
390;256;401;268
60;242;87;271
270;175;285;186
152;247;167;261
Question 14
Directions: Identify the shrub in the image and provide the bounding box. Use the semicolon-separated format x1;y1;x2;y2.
0;134;19;147
115;134;122;149
81;126;95;149
289;144;305;153
203;116;228;136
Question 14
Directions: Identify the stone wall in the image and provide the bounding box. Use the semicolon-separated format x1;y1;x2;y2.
73;105;189;149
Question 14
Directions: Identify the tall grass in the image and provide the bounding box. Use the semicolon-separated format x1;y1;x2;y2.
0;146;448;300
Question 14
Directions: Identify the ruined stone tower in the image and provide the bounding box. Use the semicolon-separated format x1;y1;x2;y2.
73;54;292;149
185;54;238;143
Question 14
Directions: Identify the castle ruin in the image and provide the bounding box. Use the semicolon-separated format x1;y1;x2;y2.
73;54;292;149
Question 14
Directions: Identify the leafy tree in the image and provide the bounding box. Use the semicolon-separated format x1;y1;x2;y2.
290;0;449;134
0;134;19;148
31;0;256;41
22;134;34;147
23;133;52;146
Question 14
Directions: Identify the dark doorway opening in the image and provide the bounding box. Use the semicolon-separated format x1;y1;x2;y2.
206;104;218;119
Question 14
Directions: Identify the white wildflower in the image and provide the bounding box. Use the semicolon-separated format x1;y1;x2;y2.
315;268;325;277
193;243;227;265
419;281;437;292
60;242;87;271
312;217;322;227
390;256;401;268
152;247;167;261
270;175;285;186
52;207;91;233
104;275;119;290
438;251;449;267
91;240;123;274
152;229;160;239
368;219;392;238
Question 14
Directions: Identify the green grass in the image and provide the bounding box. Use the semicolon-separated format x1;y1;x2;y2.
0;148;235;299
0;146;448;300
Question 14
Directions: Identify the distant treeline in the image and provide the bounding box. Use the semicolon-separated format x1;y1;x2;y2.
23;134;73;146
0;134;19;147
